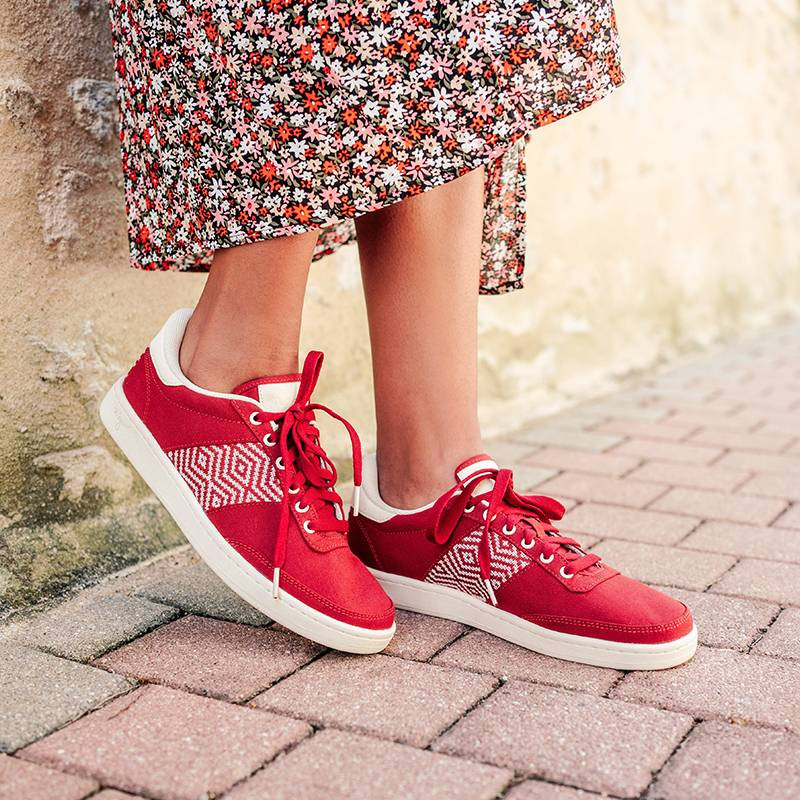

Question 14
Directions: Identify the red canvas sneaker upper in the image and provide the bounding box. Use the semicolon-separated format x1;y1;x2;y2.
349;454;692;645
122;344;394;631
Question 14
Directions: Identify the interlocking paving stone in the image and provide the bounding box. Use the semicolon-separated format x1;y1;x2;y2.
563;503;698;545
485;439;541;466
225;728;512;800
252;653;497;747
753;607;800;660
432;682;691;797
134;562;271;625
664;409;754;430
594;419;697;441
577;399;668;422
383;610;466;661
592;540;736;590
510;464;559;491
506;781;600;800
689;427;795;453
92;792;148;800
534;472;667;509
0;645;132;752
0;754;99;800
19;685;310;800
714;450;800;475
749;409;800;435
650;487;787;525
611;646;800;730
94;615;323;702
431;630;621;694
680;520;800;563
15;594;178;662
514;426;623;453
650;721;800;800
611;438;723;465
523;447;641;477
711;559;800;605
774;503;800;529
737;472;800;501
656;586;778;650
625;460;749;492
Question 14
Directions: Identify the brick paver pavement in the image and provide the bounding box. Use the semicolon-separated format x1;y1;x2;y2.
1;320;798;799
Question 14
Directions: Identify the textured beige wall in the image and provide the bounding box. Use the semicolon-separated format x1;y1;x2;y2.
1;0;799;610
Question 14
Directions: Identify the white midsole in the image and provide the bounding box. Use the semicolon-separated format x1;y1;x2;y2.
371;568;697;670
100;377;394;654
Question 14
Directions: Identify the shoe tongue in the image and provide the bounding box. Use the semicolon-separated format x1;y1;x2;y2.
454;454;499;482
233;375;302;412
455;454;499;497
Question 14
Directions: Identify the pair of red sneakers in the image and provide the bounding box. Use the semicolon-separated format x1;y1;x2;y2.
101;310;696;668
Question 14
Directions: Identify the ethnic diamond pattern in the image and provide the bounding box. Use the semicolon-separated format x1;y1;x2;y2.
167;442;282;511
426;528;532;602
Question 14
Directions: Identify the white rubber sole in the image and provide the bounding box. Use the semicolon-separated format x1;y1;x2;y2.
371;568;697;670
100;377;395;654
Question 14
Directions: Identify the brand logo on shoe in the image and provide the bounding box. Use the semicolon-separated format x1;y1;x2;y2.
167;442;282;510
426;528;531;602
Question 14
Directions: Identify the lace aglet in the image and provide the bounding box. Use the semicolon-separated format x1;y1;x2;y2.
272;567;281;600
352;484;361;517
484;579;498;606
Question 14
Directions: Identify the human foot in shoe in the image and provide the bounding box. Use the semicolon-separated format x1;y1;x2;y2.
349;454;696;669
100;309;395;652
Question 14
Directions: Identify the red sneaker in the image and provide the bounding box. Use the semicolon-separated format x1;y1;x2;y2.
349;454;696;669
100;310;395;652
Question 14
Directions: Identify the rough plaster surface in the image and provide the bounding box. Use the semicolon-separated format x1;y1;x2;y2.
0;1;798;608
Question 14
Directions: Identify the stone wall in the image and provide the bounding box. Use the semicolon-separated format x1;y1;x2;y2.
1;1;799;611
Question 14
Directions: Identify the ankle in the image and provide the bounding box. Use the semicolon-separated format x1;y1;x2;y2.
375;443;483;510
180;312;298;392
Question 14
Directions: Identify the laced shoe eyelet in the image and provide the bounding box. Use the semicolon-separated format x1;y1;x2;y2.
539;552;554;563
303;520;315;534
502;524;517;536
269;420;279;431
249;411;262;425
263;434;276;447
288;486;300;495
294;501;309;513
481;509;497;522
275;456;284;470
464;504;475;513
559;566;574;579
520;537;535;549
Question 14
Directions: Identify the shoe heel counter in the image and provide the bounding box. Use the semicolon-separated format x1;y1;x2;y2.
348;515;383;571
122;348;154;423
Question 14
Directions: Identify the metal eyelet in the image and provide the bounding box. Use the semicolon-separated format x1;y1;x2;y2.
275;456;284;470
263;434;276;447
502;524;517;536
288;486;300;495
294;501;309;513
520;537;535;549
559;566;574;579
249;412;262;425
303;520;315;534
464;504;475;513
539;552;554;564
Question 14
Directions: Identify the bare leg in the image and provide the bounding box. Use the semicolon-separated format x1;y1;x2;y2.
180;231;319;392
355;169;485;508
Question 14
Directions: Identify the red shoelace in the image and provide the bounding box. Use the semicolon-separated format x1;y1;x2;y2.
431;467;601;605
249;352;363;599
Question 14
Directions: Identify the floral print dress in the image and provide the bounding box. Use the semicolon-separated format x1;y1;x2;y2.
107;1;623;294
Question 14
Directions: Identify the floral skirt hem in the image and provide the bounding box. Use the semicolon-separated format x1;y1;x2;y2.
110;1;624;294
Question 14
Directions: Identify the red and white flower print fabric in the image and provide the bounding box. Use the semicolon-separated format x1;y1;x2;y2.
349;454;697;669
100;309;395;652
107;0;623;293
